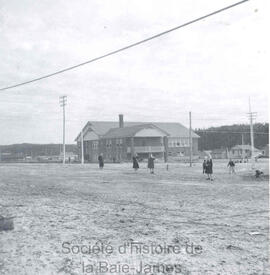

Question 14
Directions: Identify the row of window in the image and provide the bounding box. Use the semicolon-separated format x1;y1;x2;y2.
232;149;249;154
168;151;185;156
90;139;123;149
106;139;123;147
168;138;190;148
89;138;190;149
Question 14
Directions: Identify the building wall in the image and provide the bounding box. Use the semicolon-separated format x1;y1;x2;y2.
230;149;251;158
99;137;164;162
167;138;198;157
193;138;199;155
77;140;99;162
133;137;163;147
262;145;269;157
98;138;128;162
79;136;199;162
211;151;228;159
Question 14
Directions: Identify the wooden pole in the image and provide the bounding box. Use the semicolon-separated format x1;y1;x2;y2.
249;98;255;169
59;95;67;164
189;111;193;167
81;130;84;164
63;103;66;164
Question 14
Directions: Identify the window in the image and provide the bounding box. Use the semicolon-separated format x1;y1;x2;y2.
180;138;189;147
106;140;112;147
169;138;191;148
116;138;123;146
92;141;98;149
169;138;177;148
180;139;184;147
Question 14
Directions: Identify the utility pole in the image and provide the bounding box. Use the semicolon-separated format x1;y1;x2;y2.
189;111;193;167
81;130;84;164
248;97;256;169
59;95;67;164
241;133;245;160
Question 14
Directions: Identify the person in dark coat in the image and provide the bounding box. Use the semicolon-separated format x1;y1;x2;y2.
205;157;213;181
148;154;155;174
132;154;139;172
203;157;207;174
98;154;104;169
227;158;235;174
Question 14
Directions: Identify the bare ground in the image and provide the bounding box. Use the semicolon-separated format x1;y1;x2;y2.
0;160;269;275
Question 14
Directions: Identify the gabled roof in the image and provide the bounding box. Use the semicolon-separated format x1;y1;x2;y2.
75;121;200;141
88;121;140;136
152;122;199;138
102;124;169;138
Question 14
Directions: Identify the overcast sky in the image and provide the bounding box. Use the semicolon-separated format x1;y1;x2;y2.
0;0;268;144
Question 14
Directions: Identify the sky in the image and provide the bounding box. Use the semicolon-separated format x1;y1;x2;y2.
0;0;269;144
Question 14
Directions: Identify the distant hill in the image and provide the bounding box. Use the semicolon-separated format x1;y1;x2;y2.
0;143;78;157
195;123;269;151
1;123;269;156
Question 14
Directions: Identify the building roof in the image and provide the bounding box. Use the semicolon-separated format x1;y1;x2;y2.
102;124;169;138
88;121;140;136
231;144;260;151
75;121;200;141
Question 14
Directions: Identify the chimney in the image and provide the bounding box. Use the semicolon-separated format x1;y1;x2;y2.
119;114;124;128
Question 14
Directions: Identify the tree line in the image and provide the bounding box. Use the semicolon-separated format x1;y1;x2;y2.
195;123;269;151
0;143;78;157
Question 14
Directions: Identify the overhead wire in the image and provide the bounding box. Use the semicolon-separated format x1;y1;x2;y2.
0;0;249;92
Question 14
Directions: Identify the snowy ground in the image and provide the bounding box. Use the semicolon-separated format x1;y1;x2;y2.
0;160;269;275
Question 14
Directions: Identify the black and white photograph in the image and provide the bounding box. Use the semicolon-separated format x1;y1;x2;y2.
0;0;269;274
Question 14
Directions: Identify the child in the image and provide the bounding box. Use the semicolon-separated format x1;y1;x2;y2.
98;154;104;169
206;156;213;181
132;154;139;172
227;159;235;174
148;154;155;174
203;157;207;174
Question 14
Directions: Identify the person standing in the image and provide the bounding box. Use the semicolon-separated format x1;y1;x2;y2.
203;157;207;174
227;158;235;174
132;154;139;172
148;154;155;174
98;154;104;169
206;156;213;181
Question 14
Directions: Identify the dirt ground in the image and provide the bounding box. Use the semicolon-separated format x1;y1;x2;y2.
0;160;269;275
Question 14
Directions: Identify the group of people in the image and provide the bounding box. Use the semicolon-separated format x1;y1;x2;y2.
98;153;155;174
202;157;213;181
132;154;155;174
202;156;236;181
98;153;236;177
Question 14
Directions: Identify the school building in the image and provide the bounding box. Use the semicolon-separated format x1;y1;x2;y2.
75;115;200;162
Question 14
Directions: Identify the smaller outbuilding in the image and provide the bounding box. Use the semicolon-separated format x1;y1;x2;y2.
261;144;269;157
230;144;261;159
211;148;228;159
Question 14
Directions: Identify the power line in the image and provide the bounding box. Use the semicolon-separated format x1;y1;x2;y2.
0;0;249;92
